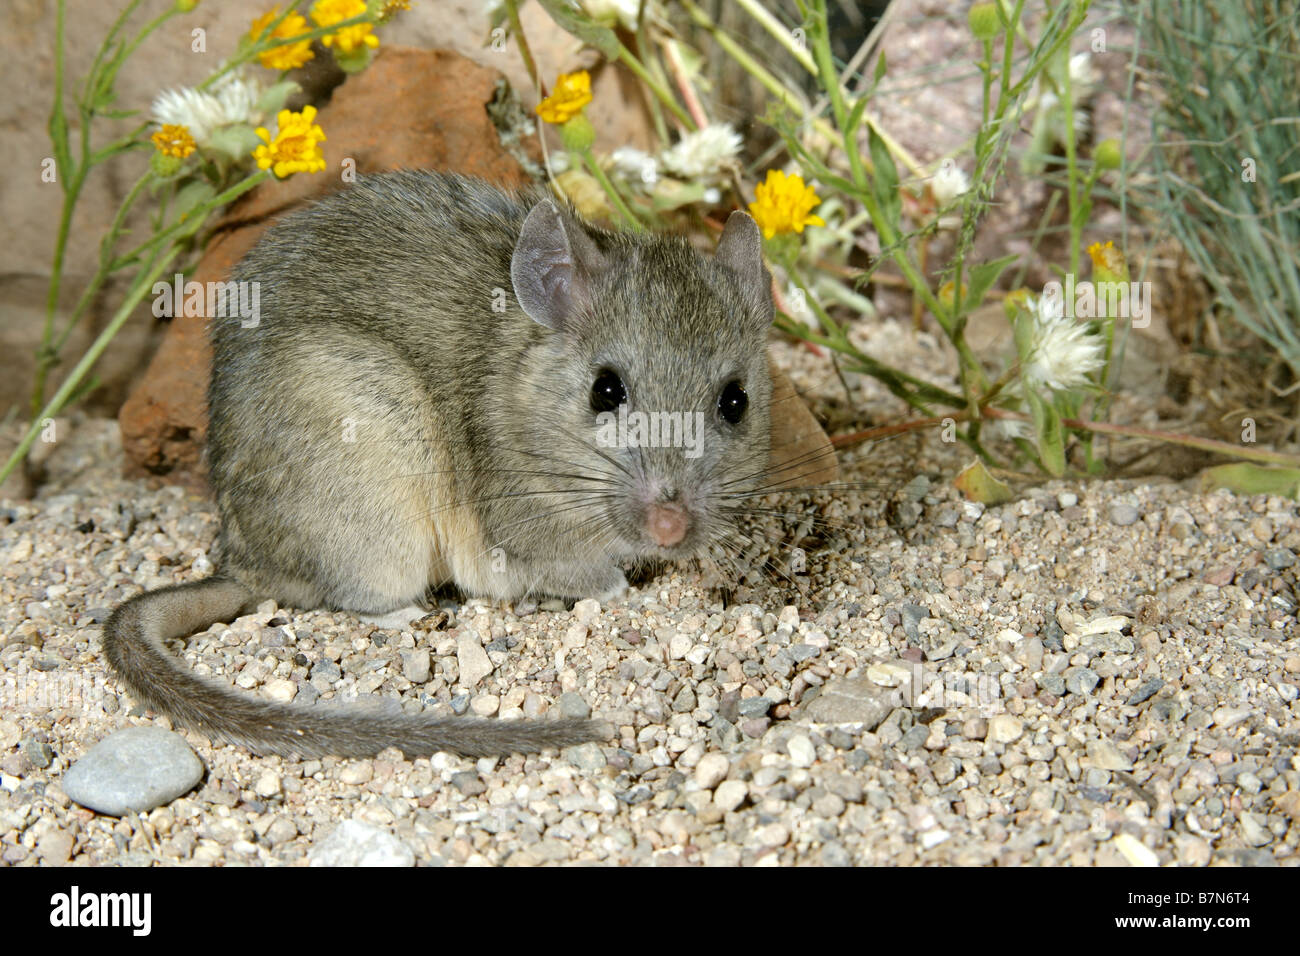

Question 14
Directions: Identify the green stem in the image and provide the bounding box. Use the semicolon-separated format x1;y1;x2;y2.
36;0;80;420
998;0;1026;108
52;170;155;358
678;0;802;114
3;243;182;485
111;171;271;272
504;0;539;91
81;0;145;113
978;37;994;153
580;150;643;231
1061;47;1080;278
615;42;695;131
808;0;866;191
735;0;817;75
4;171;271;484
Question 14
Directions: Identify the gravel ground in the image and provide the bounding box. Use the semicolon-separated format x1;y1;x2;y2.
2;325;1299;867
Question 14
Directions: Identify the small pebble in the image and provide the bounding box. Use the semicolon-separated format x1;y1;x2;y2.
1125;677;1163;706
1264;547;1295;570
787;734;816;768
308;820;414;867
456;632;493;689
1112;833;1158;867
557;692;591;719
1109;503;1140;526
1212;706;1252;730
713;780;748;812
253;771;282;797
987;715;1023;745
694;753;730;790
1065;667;1100;696
401;649;431;684
450;772;486;796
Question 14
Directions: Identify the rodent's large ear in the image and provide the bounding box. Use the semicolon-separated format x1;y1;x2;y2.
511;199;607;332
715;210;774;330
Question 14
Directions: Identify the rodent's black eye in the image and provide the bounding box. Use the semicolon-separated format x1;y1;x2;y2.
718;380;748;425
590;368;627;413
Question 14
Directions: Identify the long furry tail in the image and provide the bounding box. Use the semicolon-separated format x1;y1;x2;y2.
102;577;608;758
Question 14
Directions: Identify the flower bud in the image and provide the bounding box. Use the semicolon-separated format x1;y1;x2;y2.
1094;138;1122;171
561;113;596;153
968;3;1001;39
150;151;183;177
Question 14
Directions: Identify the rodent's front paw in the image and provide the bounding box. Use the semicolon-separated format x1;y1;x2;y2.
593;568;630;604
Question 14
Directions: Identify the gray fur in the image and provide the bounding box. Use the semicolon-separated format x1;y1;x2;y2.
104;170;774;758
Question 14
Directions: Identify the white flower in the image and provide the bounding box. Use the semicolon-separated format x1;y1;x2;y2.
931;162;969;206
987;416;1030;442
610;146;658;187
151;70;265;145
581;0;645;30
1069;52;1100;101
1037;91;1091;140
547;150;572;175
1019;293;1104;392
659;123;742;182
214;71;263;127
1032;52;1100;146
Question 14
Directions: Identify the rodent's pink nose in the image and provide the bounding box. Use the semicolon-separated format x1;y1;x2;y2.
647;503;689;548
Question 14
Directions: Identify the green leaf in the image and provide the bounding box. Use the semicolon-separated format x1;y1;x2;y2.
650;179;707;211
873;50;888;85
962;253;1019;313
1196;463;1300;500
1012;308;1035;363
205;125;261;165
63;374;102;408
867;123;900;230
953;458;1014;504
256;79;301;116
1074;190;1092;225
845;96;869;137
171;180;217;225
1026;390;1065;477
534;0;619;58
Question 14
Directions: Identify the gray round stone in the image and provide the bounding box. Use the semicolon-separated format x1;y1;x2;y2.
1108;503;1140;526
1065;666;1100;696
557;692;591;719
61;726;204;816
1264;548;1295;570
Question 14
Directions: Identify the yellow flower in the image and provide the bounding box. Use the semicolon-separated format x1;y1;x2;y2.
1002;287;1031;321
151;124;196;159
251;8;316;71
253;106;327;178
311;0;379;55
937;279;966;312
536;70;593;125
748;169;825;239
1088;239;1130;290
378;0;410;20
